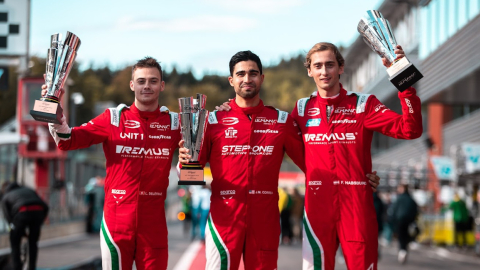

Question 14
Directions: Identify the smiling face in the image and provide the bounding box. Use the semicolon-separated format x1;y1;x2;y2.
130;67;165;108
228;60;264;100
307;49;344;94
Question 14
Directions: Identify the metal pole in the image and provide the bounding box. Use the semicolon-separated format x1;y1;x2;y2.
25;0;31;76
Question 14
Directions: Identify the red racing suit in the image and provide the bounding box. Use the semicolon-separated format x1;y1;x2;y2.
49;103;180;270
291;85;422;270
199;100;305;270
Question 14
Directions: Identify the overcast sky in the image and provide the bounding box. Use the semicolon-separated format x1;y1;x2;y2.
30;0;382;77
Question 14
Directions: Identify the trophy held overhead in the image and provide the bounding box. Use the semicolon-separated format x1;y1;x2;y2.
30;32;81;124
358;10;423;91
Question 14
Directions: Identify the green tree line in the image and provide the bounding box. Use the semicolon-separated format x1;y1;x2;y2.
0;54;316;126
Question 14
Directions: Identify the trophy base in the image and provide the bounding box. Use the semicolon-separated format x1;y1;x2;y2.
178;162;205;185
387;57;424;92
30;99;63;124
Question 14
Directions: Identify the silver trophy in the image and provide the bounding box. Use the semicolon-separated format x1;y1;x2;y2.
30;31;81;124
178;94;209;185
358;10;423;91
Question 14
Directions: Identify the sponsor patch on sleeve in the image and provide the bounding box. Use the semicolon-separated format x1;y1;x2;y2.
208;110;218;124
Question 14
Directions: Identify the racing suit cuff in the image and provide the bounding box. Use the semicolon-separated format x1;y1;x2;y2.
48;114;72;145
397;87;417;97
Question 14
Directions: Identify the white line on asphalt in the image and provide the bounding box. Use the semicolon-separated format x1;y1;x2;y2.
172;240;203;270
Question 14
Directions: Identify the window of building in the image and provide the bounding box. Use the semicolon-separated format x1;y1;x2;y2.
451;104;480;121
420;0;480;59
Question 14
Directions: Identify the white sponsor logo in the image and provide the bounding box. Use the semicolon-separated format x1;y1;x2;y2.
254;129;279;134
398;72;416;86
221;145;274;155
111;111;119;125
331;119;357;124
149;135;171;140
255;117;277;125
150;122;170;130
309;181;322;185
304;133;356;143
220;190;235;195
172;115;179;129
223;117;239;125
125;120;141;129
139;191;163;196
375;104;385;112
334;107;355;115
299;101;305;116
120;132;144;140
405;98;414;113
221;190;235;203
116;145;170;158
309;186;320;195
248;190;274;195
374;104;390;114
307;108;321;116
225;127;238;138
333;180;367;186
112;189;126;195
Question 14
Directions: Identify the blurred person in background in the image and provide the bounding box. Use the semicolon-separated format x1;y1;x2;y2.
44;57;181;270
373;191;385;260
84;176;105;233
389;184;418;264
290;187;304;243
180;188;192;237
84;177;97;233
190;185;211;241
197;185;211;241
91;177;105;233
1;182;49;270
382;192;394;245
190;186;201;240
449;193;470;248
278;187;293;245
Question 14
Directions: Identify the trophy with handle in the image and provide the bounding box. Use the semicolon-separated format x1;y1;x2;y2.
358;10;423;91
178;94;209;185
30;32;81;124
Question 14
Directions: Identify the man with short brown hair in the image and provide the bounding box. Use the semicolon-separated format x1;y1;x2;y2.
46;57;180;270
292;42;422;270
303;42;345;70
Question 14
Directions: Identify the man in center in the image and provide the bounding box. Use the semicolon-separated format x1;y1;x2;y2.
179;51;380;270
